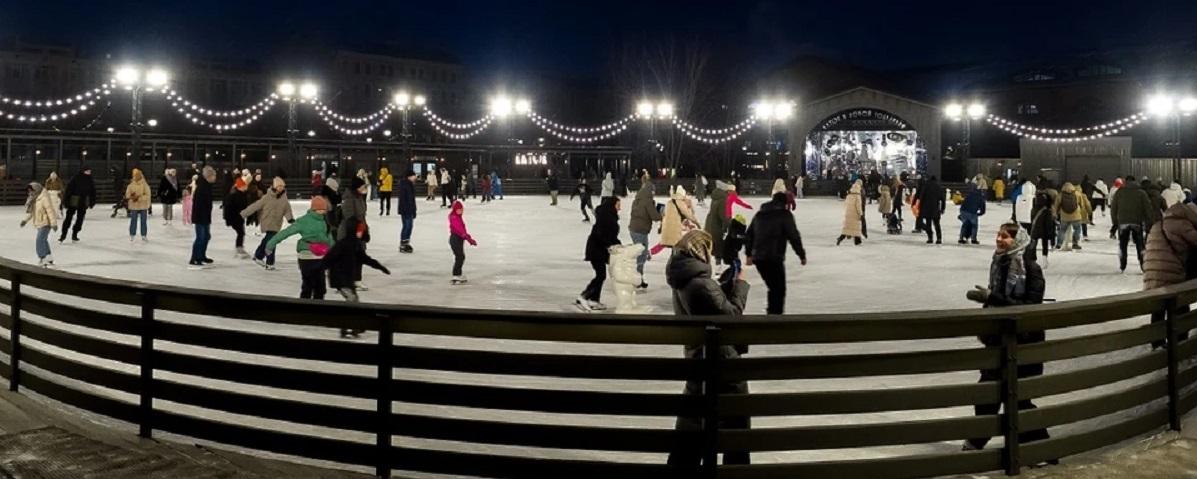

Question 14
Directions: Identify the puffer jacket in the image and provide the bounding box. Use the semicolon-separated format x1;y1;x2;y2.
660;193;698;247
841;182;864;237
1111;182;1154;227
27;188;58;228
1014;182;1037;224
667;251;750;363
267;210;334;259
1144;204;1197;290
584;199;621;263
878;184;893;214
628;182;662;235
1162;183;1186;208
241;187;294;233
745;196;806;263
705;182;731;255
125;175;152;211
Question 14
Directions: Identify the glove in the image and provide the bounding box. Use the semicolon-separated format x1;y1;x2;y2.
19;220;26;227
966;286;991;303
379;266;391;275
288;218;296;224
468;238;478;246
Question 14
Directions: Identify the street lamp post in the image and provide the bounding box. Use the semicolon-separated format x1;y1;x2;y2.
752;99;796;173
1146;95;1197;182
945;102;987;180
115;66;169;174
490;95;530;172
278;81;318;174
393;92;426;169
636;100;673;173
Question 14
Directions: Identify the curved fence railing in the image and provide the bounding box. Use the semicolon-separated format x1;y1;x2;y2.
1;256;1196;478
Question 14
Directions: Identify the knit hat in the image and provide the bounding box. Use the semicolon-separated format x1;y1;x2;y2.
234;177;247;190
355;221;368;237
272;177;286;190
310;195;330;212
732;214;747;225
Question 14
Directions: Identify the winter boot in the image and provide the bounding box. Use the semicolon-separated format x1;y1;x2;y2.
575;296;594;312
355;281;369;291
235;247;250;259
400;241;413;254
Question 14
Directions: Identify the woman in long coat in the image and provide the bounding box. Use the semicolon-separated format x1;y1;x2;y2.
838;180;865;245
658;186;699;250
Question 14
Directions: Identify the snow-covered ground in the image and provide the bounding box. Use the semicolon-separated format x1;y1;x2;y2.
0;193;1170;476
0;194;1142;314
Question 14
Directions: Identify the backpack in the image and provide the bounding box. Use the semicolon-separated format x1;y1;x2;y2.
1060;192;1078;215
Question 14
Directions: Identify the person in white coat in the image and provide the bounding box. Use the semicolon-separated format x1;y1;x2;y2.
1092;179;1110;217
1013;181;1037;226
601;172;615;199
1162;181;1185;208
19;182;59;267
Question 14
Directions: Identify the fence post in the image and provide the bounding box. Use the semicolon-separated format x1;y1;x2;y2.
8;273;21;392
376;314;394;479
138;291;156;438
702;325;721;478
1164;297;1182;431
999;318;1021;476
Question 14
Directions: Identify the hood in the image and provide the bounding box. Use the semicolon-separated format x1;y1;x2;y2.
849;180;863;194
1061;183;1076;194
27;182;44;195
1170;183;1183;192
666;253;712;290
1000;224;1033;257
131;168;144;182
1020;182;1037;197
715;180;733;191
380;167;390;177
670;186;687;200
636;181;655;200
604;172;612;181
1095;180;1106;188
451;200;464;214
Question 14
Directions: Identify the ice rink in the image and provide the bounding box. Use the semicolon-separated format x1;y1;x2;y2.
0;192;1143;314
0;191;1164;474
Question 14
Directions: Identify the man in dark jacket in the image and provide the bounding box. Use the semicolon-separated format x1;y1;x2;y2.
962;222;1052;458
577;197;621;311
744;193;807;315
1111;180;1155;272
917;175;946;244
397;170;418;253
546;169;560;206
628;181;663;286
665;229;751;469
1142;178;1167;227
958;185;987;244
59;167;96;243
189;167;216;267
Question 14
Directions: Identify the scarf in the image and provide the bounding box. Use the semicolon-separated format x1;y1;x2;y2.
990;227;1032;299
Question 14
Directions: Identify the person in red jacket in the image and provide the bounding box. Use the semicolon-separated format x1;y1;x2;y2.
448;200;478;284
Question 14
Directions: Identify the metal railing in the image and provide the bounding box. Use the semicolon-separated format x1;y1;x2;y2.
1;256;1195;478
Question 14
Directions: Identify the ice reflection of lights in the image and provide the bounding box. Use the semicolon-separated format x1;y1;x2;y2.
514;153;548;166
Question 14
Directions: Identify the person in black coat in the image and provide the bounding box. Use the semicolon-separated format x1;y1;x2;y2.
962;222;1052;459
916;175;946;244
322;217;391;338
576;197;621;311
546;170;560;205
744;193;807;314
189;167;216;267
397;169;418;253
570;178;595;222
59;167;96;243
665;229;751;469
157;169;181;225
223;178;251;257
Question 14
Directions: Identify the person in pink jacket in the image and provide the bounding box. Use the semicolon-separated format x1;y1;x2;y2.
448;200;477;284
725;185;754;219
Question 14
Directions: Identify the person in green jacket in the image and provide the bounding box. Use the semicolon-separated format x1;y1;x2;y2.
267;196;335;299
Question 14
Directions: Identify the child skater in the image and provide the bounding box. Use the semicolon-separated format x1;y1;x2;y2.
323;217;390;338
448;200;478;284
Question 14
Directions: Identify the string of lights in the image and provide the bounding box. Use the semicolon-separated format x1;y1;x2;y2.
0;92;109;123
986;114;1145;143
429;116;493;140
164;89;278;118
316;105;394;136
525;112;636;134
671;117;758;144
314;101;393;124
0;84;112;108
987;112;1147;136
530;118;630;143
423;108;490;130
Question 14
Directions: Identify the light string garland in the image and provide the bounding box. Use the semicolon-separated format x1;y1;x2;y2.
316;105;395;136
314;101;393;125
165;89;278;118
0;89;110;123
672;117;758;144
525;112;636;134
429;116;494;140
0;83;112;108
424;108;490;130
530;117;630;143
986;113;1146;143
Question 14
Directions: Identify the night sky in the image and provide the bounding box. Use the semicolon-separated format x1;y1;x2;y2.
1;0;1194;80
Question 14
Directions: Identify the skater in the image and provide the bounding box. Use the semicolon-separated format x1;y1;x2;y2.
795;173;806;199
571;177;595;222
440;168;454;207
181;182;194;226
878;182;893;224
546;169;560;206
958;184;987;245
837;181;865;246
705;180;732;263
601;171;615;199
745;192;807;315
19;182;57;267
916;175;946;244
1144;202;1197;348
357;169;374;205
1163;180;1185;208
491;171;504;200
993;177;1005;202
577;197;622;311
628;180;663;288
1053;182;1090;251
59;167;96;243
722;214;748;274
125;168;151;242
224;177;251;259
310;170;323;195
324;218;391;338
1092;178;1109;217
158;168;180;226
322;178;343;233
425;171;437;201
267;196;335;299
339;176;370;290
1111;178;1154;272
665;229;751;469
962;222;1052;458
43;171;64;213
397;170;418;253
188;167;216;268
479;174;491;203
653;186;699;255
245;173;264;231
725;184;754;221
1027;185;1057;264
693;174;707;206
460;172;470;201
448;200;478;284
241;177;293;270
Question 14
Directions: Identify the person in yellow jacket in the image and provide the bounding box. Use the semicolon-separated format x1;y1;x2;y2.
125;168;152;242
993;178;1005;202
1053;182;1092;251
377;167;394;216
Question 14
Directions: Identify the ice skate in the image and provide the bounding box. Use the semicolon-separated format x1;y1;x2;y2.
253;257;268;268
450;276;468;285
355;281;369;291
399;241;413;254
187;260;206;270
574;296;594;312
141;236;148;243
588;300;608;311
235;247;250;259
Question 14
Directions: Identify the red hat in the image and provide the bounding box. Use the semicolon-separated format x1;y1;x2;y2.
234;177;247;189
355;221;367;237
